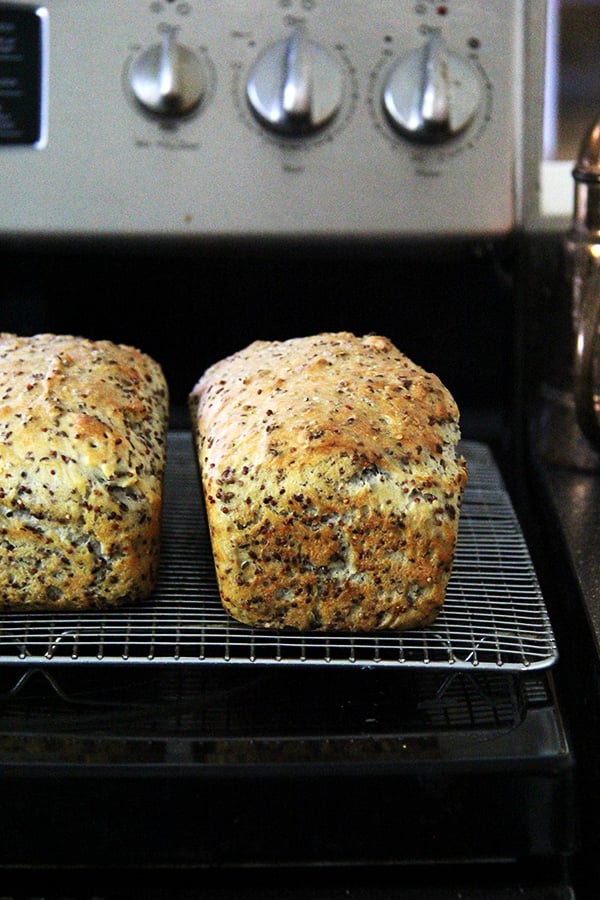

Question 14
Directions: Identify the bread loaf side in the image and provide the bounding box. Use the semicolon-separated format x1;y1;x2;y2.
0;333;169;611
189;332;467;632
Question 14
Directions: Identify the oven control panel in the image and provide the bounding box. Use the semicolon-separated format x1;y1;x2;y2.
0;0;532;241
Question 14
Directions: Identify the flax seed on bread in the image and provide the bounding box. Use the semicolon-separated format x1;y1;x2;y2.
189;331;467;632
0;333;169;611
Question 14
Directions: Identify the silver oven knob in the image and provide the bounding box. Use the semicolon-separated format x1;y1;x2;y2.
246;28;343;136
129;28;205;117
382;34;481;143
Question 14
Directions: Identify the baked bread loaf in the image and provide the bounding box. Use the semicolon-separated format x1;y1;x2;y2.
0;333;169;611
189;331;467;632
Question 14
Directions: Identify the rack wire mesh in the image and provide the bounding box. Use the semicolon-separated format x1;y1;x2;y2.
0;432;557;670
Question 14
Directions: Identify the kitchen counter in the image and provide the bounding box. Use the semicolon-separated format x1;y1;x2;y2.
533;458;600;658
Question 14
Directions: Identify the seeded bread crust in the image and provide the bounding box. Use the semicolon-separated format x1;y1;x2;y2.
0;333;169;611
189;332;467;632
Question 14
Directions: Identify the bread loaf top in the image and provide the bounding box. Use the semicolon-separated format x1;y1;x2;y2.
0;333;169;610
193;332;461;477
190;332;467;632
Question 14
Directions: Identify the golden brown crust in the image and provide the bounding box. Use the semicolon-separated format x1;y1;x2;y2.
0;333;169;611
189;332;467;632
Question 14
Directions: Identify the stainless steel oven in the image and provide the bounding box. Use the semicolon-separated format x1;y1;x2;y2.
0;1;598;898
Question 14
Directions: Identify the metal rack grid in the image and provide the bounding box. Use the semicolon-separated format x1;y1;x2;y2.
0;433;558;671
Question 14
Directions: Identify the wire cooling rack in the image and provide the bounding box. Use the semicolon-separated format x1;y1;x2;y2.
0;432;557;671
